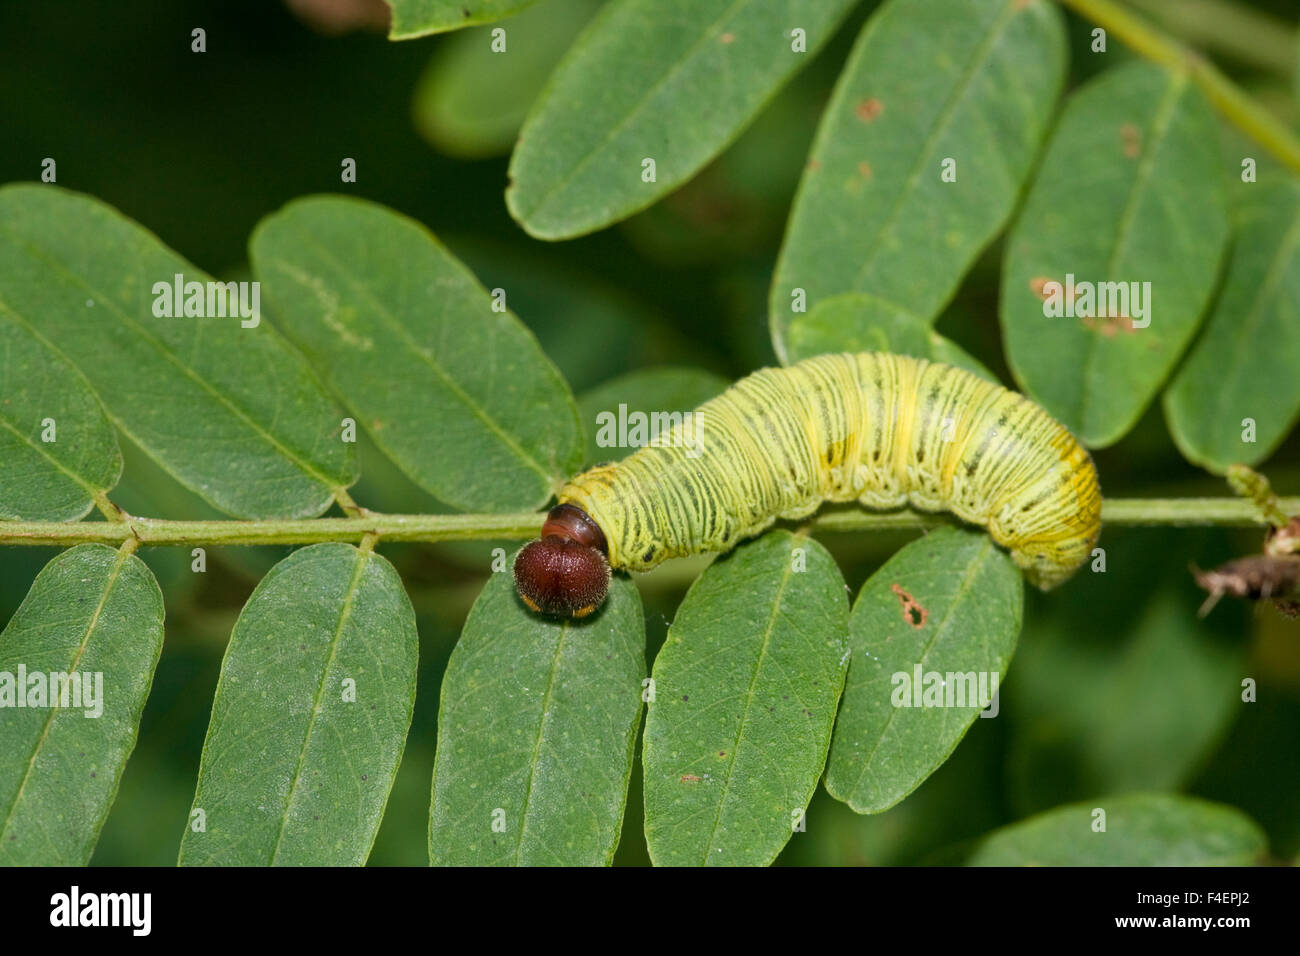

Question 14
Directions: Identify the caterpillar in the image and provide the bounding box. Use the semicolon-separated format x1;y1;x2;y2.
515;352;1101;618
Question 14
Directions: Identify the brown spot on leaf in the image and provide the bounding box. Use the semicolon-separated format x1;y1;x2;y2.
680;774;703;783
890;583;928;628
1029;276;1056;300
1080;312;1136;336
1121;123;1141;158
720;32;735;44
858;160;873;179
807;158;822;172
855;98;884;122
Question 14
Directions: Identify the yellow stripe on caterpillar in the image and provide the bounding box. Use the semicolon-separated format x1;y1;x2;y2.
514;352;1101;617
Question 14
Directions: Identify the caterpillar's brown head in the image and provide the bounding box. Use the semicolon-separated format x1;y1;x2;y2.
513;503;610;618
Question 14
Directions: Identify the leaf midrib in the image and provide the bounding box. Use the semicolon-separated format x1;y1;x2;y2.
700;548;796;865
265;227;557;486
846;537;992;801
0;226;344;495
0;547;130;849
514;620;568;864
511;0;754;224
844;0;1024;298
1202;198;1300;442
1077;71;1188;438
267;548;370;865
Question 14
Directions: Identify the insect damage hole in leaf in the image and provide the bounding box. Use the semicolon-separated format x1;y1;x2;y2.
826;527;1022;815
890;582;928;628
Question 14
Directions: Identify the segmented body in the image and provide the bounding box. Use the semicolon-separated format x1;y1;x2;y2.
558;352;1101;589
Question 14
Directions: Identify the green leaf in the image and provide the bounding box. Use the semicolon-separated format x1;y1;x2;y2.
178;543;418;866
967;793;1267;866
770;0;1066;361
618;62;829;267
0;311;122;521
0;544;165;865
429;561;645;865
1000;61;1230;447
643;531;849;866
506;0;860;239
0;185;357;519
826;526;1022;814
251;195;582;513
786;292;997;381
414;0;602;159
1164;182;1300;472
577;365;729;464
389;0;541;38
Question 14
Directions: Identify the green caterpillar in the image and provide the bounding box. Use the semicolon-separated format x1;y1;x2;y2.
515;352;1102;617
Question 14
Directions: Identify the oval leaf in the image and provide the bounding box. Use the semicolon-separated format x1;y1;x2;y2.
0;544;165;865
389;0;541;39
506;0;860;239
251;196;582;512
826;526;1022;814
414;0;602;159
0;185;357;519
770;0;1066;361
1164;182;1300;472
578;365;729;465
643;531;850;866
967;793;1267;866
786;292;997;380
429;563;645;866
0;311;122;521
1000;61;1230;447
178;543;418;866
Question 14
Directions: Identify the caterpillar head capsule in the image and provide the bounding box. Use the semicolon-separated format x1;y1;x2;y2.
513;503;611;618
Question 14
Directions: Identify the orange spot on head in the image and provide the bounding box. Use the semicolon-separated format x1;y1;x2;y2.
855;98;883;122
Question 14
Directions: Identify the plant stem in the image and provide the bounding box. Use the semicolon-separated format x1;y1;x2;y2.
1056;0;1300;177
1123;0;1297;77
0;497;1294;548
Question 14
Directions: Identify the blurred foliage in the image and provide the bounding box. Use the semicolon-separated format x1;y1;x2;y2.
3;0;1300;865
